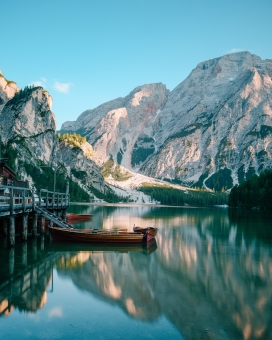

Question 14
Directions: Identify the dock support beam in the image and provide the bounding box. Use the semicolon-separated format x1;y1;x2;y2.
41;234;44;251
32;213;38;238
21;213;28;242
62;209;67;221
9;248;15;275
2;217;8;236
32;238;37;261
40;216;45;234
8;215;15;248
22;242;27;267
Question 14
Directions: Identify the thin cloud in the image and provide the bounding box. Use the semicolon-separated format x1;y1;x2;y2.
53;81;73;94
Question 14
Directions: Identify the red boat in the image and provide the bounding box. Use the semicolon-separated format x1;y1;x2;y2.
133;225;158;242
66;213;92;222
49;226;146;243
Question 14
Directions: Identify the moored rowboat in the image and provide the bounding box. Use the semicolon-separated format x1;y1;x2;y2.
66;213;92;221
49;226;146;243
133;225;158;242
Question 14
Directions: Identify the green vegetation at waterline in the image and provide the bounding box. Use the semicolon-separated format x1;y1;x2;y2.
228;169;272;210
139;183;184;205
139;183;228;206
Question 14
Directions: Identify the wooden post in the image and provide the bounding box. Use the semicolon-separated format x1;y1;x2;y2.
22;189;26;213
40;234;44;251
8;215;15;248
39;190;42;207
21;213;28;242
46;190;48;210
66;181;69;207
32;186;35;211
62;209;67;221
22;242;27;267
32;238;37;261
9;188;14;215
40;215;45;234
52;192;55;210
9;248;15;275
57;192;59;210
32;213;38;238
2;217;8;236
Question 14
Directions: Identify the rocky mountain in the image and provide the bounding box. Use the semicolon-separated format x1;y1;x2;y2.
0;72;105;198
62;83;169;168
61;52;272;190
0;72;18;106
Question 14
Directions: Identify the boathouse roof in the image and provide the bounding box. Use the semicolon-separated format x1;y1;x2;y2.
0;158;16;179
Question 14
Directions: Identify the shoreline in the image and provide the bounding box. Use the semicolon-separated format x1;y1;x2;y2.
69;202;227;209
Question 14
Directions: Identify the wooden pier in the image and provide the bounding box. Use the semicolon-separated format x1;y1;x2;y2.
0;184;70;247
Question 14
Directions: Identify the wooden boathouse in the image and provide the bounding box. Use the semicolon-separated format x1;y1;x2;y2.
0;158;71;248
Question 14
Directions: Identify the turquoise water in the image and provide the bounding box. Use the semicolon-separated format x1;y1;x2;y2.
0;205;272;340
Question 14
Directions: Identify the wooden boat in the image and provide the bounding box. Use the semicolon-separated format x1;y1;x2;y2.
66;213;92;221
133;225;158;242
49;226;146;243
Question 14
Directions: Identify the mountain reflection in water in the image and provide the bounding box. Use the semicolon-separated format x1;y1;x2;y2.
1;206;272;340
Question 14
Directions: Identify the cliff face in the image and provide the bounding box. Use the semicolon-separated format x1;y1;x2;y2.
59;140;104;192
62;83;169;169
0;72;18;106
0;75;105;197
142;52;272;188
0;86;58;165
61;52;272;189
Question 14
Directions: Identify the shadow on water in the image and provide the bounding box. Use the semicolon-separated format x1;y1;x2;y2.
228;209;272;243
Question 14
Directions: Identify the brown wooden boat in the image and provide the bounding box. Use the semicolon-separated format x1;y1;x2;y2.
133;225;158;242
66;213;92;221
49;226;146;243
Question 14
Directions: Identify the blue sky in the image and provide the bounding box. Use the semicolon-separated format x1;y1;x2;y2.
1;0;272;128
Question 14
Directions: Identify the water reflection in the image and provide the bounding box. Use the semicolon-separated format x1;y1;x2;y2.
0;236;54;317
0;207;272;340
54;241;159;321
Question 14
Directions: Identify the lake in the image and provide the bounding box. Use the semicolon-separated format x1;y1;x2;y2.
0;204;272;340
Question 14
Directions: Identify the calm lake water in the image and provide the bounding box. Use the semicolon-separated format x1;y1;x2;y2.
0;204;272;340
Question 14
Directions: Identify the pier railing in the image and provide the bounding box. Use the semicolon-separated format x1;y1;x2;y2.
0;185;69;216
0;184;70;247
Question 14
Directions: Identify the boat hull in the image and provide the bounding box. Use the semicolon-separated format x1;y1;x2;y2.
66;213;92;223
49;227;145;244
133;226;158;242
